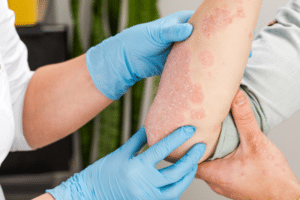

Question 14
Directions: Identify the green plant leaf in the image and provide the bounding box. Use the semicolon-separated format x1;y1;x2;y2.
90;0;107;46
127;0;160;135
98;98;123;159
108;0;121;36
79;119;94;168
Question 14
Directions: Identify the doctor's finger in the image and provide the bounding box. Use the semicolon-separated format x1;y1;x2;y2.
159;143;206;184
169;10;195;23
138;126;196;165
122;126;147;156
160;23;193;44
161;165;198;199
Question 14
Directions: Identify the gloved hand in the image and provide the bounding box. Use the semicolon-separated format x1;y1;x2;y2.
86;11;195;100
46;126;206;200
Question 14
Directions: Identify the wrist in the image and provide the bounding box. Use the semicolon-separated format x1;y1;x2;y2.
86;39;134;100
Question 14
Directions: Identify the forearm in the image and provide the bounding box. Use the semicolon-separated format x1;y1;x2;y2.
145;0;263;163
33;193;54;200
188;0;263;160
187;0;261;124
23;54;113;149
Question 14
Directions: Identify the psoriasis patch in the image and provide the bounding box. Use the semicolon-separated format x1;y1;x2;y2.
236;7;246;18
145;43;205;146
191;108;206;120
248;32;253;39
199;50;214;68
202;6;246;38
235;0;243;3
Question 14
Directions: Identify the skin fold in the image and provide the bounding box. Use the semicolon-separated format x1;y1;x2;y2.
145;0;263;163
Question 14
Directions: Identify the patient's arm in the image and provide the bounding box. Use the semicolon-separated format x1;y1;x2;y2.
145;0;263;163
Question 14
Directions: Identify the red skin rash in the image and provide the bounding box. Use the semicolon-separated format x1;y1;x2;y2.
191;108;206;120
249;32;253;38
235;0;243;4
199;50;214;68
145;44;205;146
236;7;246;18
202;6;246;38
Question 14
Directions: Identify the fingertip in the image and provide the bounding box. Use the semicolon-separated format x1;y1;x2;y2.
139;125;146;132
231;91;262;144
232;90;247;107
176;10;195;23
195;143;206;158
175;23;193;42
161;23;193;43
180;126;196;138
188;143;206;164
180;23;194;39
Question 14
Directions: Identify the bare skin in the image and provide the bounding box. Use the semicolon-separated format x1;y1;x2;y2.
145;0;263;163
23;54;113;149
32;193;54;200
196;90;300;200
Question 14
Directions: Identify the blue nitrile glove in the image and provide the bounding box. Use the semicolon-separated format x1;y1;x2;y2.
46;126;206;200
86;11;195;100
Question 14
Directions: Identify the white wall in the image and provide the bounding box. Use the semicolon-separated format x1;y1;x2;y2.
50;0;300;199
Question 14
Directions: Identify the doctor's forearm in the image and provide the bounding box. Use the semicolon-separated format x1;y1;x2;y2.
33;193;54;200
23;54;113;149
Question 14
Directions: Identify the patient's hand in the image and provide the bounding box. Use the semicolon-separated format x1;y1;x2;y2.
196;90;300;200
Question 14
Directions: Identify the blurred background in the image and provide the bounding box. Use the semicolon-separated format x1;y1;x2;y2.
0;0;299;199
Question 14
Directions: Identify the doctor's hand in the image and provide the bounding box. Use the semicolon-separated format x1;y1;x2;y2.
86;11;194;100
196;90;300;200
46;126;206;200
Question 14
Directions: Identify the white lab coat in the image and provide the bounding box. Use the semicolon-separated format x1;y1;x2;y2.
0;0;34;199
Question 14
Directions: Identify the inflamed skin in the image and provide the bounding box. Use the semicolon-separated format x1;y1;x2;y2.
145;0;263;163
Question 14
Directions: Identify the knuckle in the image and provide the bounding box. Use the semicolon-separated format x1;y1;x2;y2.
235;110;256;125
212;186;225;196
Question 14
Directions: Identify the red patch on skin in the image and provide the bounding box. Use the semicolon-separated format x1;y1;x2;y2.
202;6;246;38
145;44;206;146
235;0;243;3
212;125;221;132
199;50;214;68
191;108;206;120
202;8;233;38
249;32;253;39
236;7;246;18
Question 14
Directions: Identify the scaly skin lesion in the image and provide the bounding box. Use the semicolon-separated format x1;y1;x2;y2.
145;0;263;163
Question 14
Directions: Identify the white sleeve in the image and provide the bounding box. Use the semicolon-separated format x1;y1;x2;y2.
0;0;34;151
0;55;15;165
241;0;300;129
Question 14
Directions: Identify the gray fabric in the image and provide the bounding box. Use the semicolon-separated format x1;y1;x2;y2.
210;0;300;159
210;86;270;160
